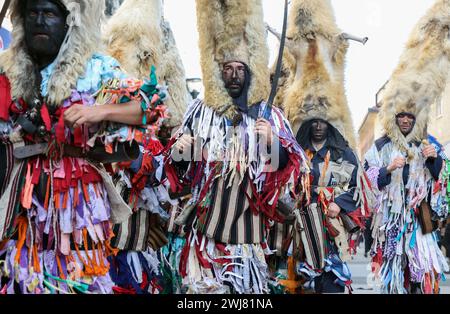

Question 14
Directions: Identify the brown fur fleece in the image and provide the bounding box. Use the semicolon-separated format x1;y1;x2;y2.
103;0;188;127
280;0;356;147
160;20;189;128
103;0;163;80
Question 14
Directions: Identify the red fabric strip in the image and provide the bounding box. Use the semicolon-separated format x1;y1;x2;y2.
40;104;51;131
0;75;11;121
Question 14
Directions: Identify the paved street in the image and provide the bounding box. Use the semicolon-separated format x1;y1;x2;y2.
348;245;450;294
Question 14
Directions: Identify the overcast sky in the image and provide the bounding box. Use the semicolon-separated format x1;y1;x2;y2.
164;0;436;130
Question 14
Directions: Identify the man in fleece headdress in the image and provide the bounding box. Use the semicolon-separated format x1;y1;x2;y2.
0;0;165;294
164;0;309;294
267;0;375;294
365;0;450;294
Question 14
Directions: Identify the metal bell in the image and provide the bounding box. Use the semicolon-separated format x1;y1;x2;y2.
29;108;39;122
37;125;47;137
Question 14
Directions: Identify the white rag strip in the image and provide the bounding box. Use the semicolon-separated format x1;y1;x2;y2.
181;234;270;294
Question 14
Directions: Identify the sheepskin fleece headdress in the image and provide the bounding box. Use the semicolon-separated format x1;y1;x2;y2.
379;0;450;154
195;0;270;118
0;0;105;107
103;0;188;127
281;0;356;148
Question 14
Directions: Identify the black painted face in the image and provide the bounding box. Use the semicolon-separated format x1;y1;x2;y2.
311;119;328;143
24;0;68;66
222;61;246;99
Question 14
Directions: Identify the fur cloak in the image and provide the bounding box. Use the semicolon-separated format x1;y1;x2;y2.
279;0;356;148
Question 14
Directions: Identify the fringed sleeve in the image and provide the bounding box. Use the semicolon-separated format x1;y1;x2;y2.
256;106;310;222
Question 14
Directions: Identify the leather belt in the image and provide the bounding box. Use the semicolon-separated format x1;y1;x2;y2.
62;145;87;158
13;143;87;159
13;143;48;159
13;141;140;163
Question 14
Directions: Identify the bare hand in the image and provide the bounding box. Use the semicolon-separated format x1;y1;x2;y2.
174;134;194;153
422;144;437;160
64;105;106;129
327;202;341;218
255;118;274;146
387;156;406;173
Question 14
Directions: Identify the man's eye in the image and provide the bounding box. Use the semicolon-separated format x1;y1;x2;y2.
29;11;38;17
45;12;56;18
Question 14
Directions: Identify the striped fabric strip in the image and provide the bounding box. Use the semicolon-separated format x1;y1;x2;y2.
204;175;224;239
124;210;137;250
0;156;26;239
167;204;185;236
111;209;151;251
268;221;292;257
297;204;326;270
202;174;264;245
0;141;14;198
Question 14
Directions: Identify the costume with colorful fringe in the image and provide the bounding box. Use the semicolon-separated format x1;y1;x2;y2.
365;136;449;294
263;0;376;294
156;232;186;294
153;188;190;294
0;54;163;294
102;0;192;294
363;0;450;294
275;140;374;294
429;134;450;217
88;66;176;294
163;99;309;294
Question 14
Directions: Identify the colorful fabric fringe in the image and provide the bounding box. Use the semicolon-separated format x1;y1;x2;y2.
178;230;273;294
366;140;449;294
0;55;170;294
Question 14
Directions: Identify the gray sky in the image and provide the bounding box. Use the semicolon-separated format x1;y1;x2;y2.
164;0;436;130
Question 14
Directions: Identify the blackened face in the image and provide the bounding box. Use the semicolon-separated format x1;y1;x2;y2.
311;119;328;143
24;0;68;65
222;61;246;99
396;112;415;136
